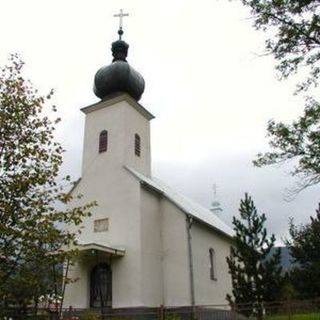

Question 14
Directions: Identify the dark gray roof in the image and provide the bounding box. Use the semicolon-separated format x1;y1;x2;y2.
93;39;145;101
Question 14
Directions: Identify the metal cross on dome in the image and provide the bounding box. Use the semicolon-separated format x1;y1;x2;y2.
113;9;129;39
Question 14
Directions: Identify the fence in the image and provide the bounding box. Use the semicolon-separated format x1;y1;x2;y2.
234;299;320;319
1;299;320;320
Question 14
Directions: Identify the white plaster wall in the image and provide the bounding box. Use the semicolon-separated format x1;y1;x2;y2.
64;97;152;308
191;222;233;305
63;258;89;309
64;95;233;309
82;98;151;178
160;199;191;306
140;187;163;306
123;102;151;177
158;198;233;307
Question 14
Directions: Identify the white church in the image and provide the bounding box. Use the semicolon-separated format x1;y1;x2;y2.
63;16;234;311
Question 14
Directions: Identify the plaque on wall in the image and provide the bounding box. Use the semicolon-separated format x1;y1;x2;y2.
94;218;109;232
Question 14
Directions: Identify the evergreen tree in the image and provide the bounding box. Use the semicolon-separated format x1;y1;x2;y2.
227;193;282;318
287;203;320;299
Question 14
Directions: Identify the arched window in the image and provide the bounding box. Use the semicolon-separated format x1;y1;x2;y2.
135;133;141;157
209;248;216;280
99;130;108;153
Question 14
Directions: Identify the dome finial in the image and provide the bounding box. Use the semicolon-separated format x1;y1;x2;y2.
210;183;223;215
113;9;129;40
94;9;145;101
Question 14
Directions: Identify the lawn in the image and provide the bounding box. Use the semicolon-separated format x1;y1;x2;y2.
266;313;320;320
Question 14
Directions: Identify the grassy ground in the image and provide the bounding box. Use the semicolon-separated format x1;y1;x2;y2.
266;313;320;320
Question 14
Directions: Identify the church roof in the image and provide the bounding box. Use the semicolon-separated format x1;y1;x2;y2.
125;166;234;239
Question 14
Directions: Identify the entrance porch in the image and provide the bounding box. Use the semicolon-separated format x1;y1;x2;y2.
63;243;125;310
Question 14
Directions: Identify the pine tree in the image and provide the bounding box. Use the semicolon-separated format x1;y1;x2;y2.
287;203;320;299
227;193;282;319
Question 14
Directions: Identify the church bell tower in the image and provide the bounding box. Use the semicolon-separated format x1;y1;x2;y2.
80;13;154;179
64;13;155;308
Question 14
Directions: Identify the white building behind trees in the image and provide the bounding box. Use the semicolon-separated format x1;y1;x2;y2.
63;22;234;310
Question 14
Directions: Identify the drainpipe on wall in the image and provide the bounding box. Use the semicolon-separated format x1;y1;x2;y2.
186;215;195;312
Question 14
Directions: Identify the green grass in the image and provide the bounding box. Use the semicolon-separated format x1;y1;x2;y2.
266;313;320;320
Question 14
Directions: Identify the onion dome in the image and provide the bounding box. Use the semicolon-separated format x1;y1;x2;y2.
94;31;145;101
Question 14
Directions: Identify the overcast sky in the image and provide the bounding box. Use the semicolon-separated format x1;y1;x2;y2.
1;0;319;243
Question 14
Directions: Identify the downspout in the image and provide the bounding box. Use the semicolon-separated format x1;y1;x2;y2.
186;215;195;311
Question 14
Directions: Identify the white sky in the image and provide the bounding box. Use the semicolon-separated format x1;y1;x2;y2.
1;0;319;243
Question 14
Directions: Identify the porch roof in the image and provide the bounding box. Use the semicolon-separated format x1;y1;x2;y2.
75;242;126;257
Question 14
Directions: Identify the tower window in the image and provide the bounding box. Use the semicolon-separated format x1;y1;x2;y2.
99;130;108;153
209;248;216;280
135;133;141;157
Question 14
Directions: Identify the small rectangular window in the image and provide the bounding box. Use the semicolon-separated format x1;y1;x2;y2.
94;218;109;232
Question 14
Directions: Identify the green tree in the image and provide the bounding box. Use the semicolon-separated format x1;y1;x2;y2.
238;0;320;192
227;193;282;319
254;97;320;193
0;55;95;316
240;0;320;91
286;203;320;299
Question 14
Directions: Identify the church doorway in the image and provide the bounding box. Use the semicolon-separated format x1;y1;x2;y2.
89;263;112;309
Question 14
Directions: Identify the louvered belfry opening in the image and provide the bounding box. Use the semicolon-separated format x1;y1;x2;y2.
209;248;216;280
135;133;141;157
99;130;108;153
